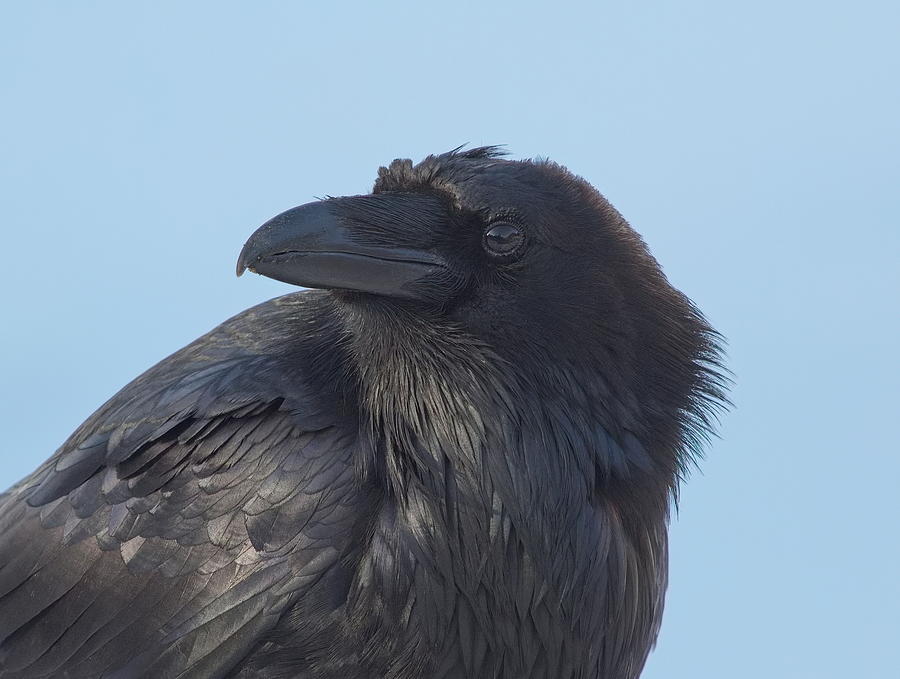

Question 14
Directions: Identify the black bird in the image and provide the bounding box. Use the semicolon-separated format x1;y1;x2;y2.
0;147;727;679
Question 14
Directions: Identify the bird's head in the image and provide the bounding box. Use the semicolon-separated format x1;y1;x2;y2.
239;147;727;472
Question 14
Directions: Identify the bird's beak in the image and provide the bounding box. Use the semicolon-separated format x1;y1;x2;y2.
237;193;454;301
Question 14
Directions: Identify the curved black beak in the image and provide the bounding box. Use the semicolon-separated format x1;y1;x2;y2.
237;193;454;301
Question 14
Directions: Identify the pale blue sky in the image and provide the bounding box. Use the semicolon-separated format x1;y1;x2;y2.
1;3;898;677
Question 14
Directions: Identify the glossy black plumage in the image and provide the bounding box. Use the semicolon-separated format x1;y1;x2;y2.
0;147;727;678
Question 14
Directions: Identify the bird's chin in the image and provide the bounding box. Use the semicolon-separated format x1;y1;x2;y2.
328;289;381;305
327;288;445;315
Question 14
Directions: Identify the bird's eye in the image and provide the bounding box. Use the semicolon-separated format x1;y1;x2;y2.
483;222;525;258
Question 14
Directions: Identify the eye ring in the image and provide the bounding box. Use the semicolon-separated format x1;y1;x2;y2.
483;222;525;258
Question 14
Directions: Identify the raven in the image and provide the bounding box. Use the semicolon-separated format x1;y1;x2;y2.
0;147;726;679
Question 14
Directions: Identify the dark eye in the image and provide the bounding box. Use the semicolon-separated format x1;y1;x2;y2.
483;222;525;257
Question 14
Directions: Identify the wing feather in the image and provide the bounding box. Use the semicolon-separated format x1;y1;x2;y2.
0;348;362;679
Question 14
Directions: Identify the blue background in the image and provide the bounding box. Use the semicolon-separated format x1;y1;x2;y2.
2;3;897;677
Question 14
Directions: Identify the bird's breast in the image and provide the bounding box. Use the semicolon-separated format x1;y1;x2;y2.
338;471;654;679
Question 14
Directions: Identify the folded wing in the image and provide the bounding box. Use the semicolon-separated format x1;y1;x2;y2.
0;346;362;679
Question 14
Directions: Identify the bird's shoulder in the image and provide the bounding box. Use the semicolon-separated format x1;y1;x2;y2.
16;290;348;503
